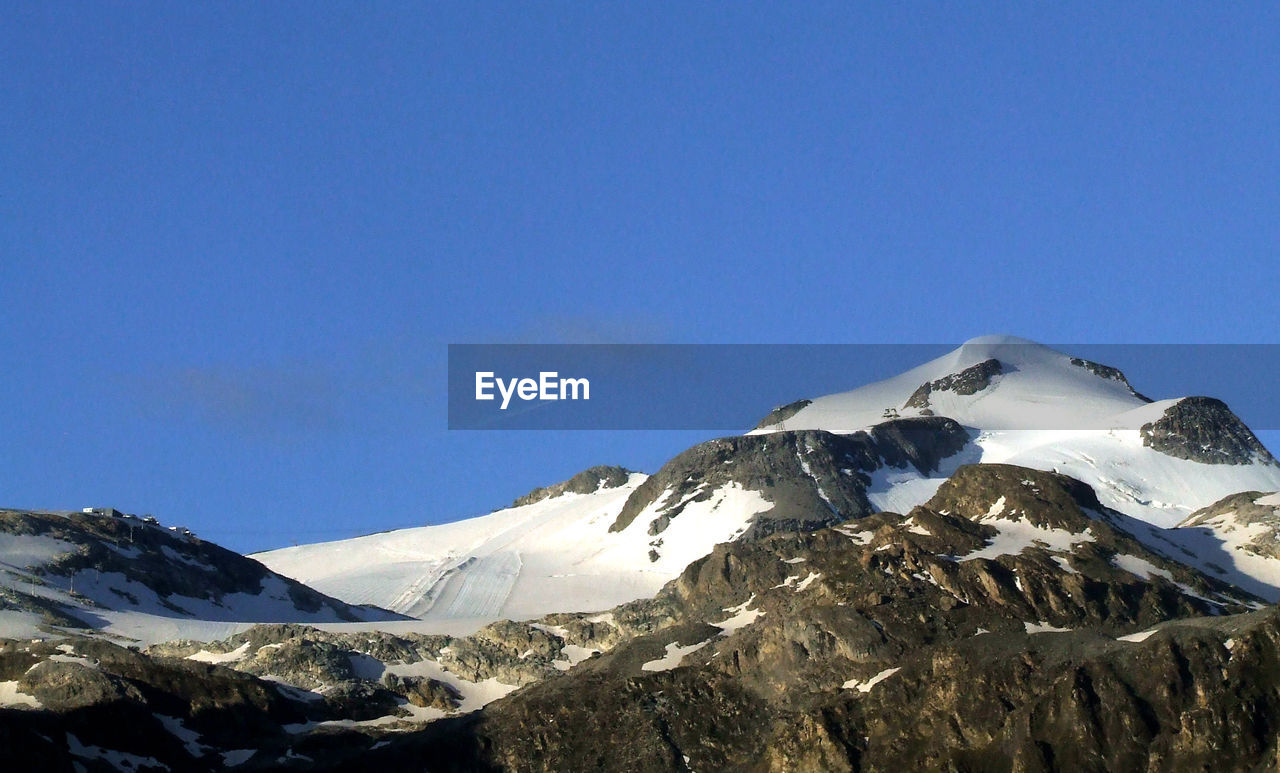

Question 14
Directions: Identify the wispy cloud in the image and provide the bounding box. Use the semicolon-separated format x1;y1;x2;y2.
136;361;351;438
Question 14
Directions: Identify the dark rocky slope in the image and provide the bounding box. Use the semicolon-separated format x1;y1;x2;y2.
612;418;970;539
0;508;397;623
4;465;1277;772
904;357;1004;410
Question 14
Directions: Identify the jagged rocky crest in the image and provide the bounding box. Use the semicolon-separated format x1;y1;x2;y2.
507;465;636;509
0;508;390;623
319;465;1266;772
6;464;1280;771
6;464;1273;772
609;417;970;538
1068;356;1153;402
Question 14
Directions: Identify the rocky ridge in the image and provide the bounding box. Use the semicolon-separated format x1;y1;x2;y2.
611;418;971;540
1068;357;1153;402
4;464;1274;771
0;508;394;624
324;464;1269;772
507;466;637;509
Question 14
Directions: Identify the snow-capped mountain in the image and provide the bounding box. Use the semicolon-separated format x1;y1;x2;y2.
0;507;401;641
10;337;1280;771
256;337;1280;630
753;335;1280;528
752;335;1155;433
255;416;982;628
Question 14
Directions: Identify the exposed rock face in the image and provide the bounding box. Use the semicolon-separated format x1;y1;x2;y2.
241;638;361;690
4;465;1278;772
508;465;637;508
610;418;970;538
329;465;1265;773
927;462;1109;530
0;507;391;622
438;620;567;686
1140;397;1278;465
866;417;971;474
18;659;143;711
1069;356;1153;401
0;636;310;771
753;399;813;430
610;430;877;537
383;674;462;710
904;358;1004;409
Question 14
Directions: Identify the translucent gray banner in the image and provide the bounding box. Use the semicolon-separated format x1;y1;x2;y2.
447;343;1280;431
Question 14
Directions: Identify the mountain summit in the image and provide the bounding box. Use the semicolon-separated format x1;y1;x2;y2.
256;338;1280;632
751;336;1279;527
7;337;1280;770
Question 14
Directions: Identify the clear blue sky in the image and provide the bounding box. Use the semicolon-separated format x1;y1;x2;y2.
3;4;1278;552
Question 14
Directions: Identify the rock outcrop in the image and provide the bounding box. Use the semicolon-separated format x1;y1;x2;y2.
611;418;970;538
904;358;1004;409
508;466;637;508
4;465;1277;772
1141;397;1278;465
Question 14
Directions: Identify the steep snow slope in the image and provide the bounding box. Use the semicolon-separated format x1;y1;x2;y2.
1167;491;1280;600
255;473;774;626
754;336;1280;528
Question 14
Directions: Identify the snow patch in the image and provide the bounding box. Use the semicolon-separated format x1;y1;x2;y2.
0;680;41;708
222;749;257;767
793;572;821;592
1111;553;1173;583
959;520;1094;562
552;644;599;671
1117;628;1158;643
716;595;764;634
156;715;209;758
836;527;876;546
641;640;712;672
984;497;1007;519
186;641;252;664
67;732;168;771
842;667;900;692
1024;622;1072;634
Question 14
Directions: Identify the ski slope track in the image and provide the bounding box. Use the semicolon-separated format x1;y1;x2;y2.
256;474;774;630
8;335;1280;645
257;336;1280;631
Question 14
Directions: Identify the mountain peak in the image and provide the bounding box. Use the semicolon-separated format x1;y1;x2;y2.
952;333;1047;359
750;339;1147;434
747;343;1280;528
